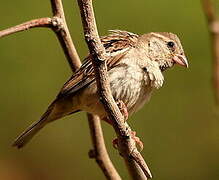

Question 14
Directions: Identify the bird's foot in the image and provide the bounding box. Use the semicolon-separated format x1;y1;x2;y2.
116;100;129;121
130;131;144;151
112;131;144;151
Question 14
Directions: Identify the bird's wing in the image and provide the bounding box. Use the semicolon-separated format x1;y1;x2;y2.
57;30;139;98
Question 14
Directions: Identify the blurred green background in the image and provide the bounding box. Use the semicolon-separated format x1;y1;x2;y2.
0;0;219;179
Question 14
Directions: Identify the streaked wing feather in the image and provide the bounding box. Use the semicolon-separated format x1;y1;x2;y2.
57;74;94;98
57;30;138;98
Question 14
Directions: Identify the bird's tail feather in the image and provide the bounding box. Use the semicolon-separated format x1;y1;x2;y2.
12;103;54;149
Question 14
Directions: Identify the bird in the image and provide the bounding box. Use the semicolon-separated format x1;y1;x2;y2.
13;30;188;148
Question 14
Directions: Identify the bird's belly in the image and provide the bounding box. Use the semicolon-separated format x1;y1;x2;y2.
128;85;153;115
109;64;146;113
110;79;142;112
78;82;106;118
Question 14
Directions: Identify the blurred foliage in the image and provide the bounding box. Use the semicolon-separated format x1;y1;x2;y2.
0;0;219;180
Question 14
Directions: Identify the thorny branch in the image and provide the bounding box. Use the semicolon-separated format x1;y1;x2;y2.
77;0;152;179
0;0;120;179
202;0;219;105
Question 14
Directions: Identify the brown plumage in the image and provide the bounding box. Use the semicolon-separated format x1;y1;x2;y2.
13;30;188;148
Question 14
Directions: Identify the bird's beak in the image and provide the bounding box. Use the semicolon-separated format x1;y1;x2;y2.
172;54;189;68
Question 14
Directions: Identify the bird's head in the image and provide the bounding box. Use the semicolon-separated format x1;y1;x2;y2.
139;32;188;71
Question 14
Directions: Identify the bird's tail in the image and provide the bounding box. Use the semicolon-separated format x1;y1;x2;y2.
12;103;54;149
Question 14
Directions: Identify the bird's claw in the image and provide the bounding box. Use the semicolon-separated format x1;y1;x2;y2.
130;131;144;151
116;100;129;121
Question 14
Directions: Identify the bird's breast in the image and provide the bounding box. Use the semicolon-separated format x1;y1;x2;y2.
109;63;152;115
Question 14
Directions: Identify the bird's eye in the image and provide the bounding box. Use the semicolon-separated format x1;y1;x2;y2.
167;41;175;48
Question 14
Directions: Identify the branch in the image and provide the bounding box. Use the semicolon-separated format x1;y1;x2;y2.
50;0;81;72
0;0;120;179
88;114;121;180
202;0;219;105
77;0;152;179
0;18;52;38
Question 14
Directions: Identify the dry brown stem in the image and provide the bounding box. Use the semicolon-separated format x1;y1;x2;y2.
202;0;219;105
0;0;119;179
0;18;52;38
88;114;121;180
77;0;152;179
50;0;81;72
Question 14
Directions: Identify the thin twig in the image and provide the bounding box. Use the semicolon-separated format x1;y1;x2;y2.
0;18;52;38
77;0;152;179
0;0;120;179
50;0;81;72
202;0;219;105
88;114;121;180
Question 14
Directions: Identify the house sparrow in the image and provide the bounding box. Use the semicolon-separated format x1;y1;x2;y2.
13;30;188;148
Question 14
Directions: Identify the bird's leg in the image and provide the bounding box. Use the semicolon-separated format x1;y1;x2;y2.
102;117;113;125
116;100;129;121
102;100;129;125
101;100;128;125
